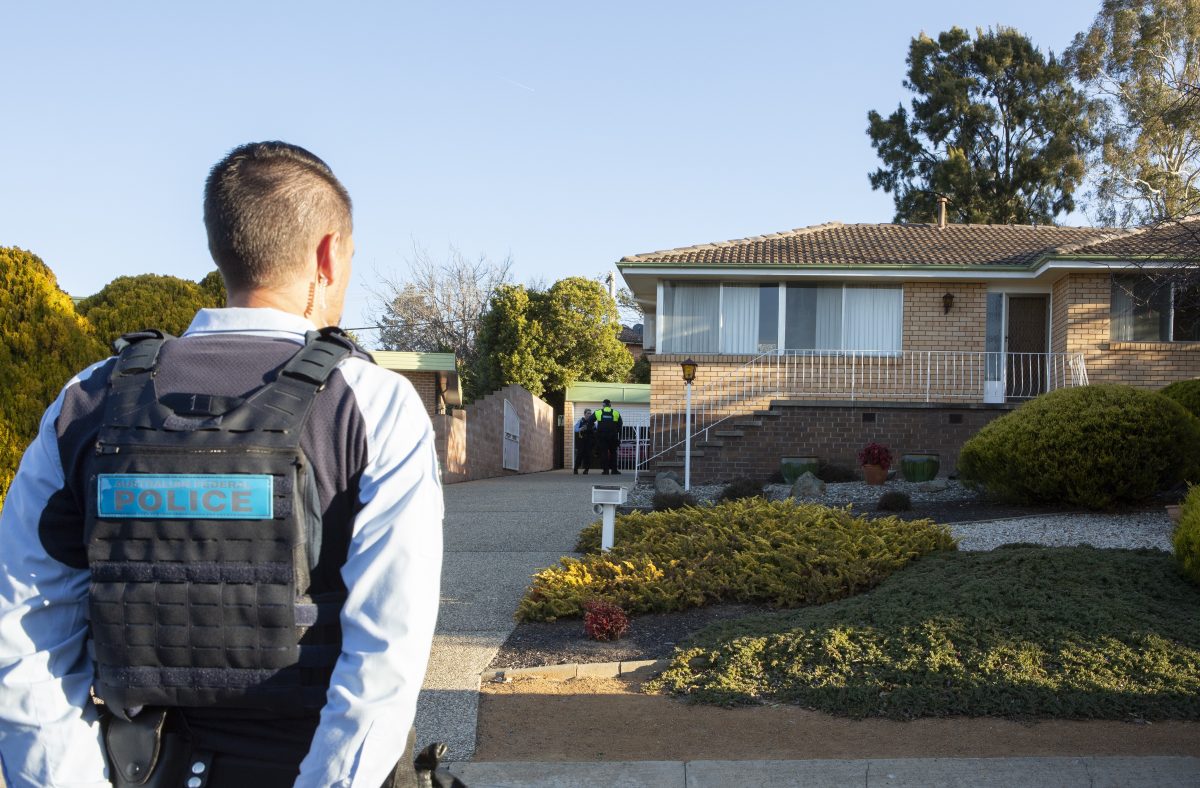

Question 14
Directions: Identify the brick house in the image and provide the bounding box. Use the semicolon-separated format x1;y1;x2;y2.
616;218;1200;482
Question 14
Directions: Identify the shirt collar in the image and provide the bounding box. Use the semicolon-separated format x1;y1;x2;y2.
183;308;319;343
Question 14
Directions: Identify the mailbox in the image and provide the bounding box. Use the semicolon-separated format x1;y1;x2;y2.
591;485;627;506
591;485;627;552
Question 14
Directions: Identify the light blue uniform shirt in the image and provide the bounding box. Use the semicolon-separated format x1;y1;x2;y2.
0;308;444;787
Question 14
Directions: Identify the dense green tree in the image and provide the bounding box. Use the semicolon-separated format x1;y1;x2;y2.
0;248;106;504
198;269;227;305
627;355;651;384
1068;0;1200;226
77;273;224;345
867;27;1094;224
470;277;632;401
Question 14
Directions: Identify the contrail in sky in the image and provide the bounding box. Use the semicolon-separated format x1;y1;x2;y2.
501;77;536;93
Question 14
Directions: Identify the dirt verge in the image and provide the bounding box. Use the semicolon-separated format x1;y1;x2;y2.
476;675;1200;762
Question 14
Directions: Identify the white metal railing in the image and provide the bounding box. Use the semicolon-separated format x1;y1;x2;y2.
634;350;1089;481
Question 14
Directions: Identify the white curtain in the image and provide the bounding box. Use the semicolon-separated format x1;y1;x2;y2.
843;286;902;352
814;286;842;350
663;282;718;353
720;284;759;353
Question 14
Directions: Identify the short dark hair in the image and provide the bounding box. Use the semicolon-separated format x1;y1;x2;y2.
203;141;352;291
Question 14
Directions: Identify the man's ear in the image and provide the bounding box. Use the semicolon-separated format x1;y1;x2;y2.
315;232;342;286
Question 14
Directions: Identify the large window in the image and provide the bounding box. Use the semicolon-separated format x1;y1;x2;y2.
720;284;778;353
661;282;718;353
785;284;902;352
1110;275;1200;342
662;282;778;354
661;281;902;354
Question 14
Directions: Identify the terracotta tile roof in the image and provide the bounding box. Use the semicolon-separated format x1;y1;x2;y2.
1058;215;1200;258
617;220;1198;268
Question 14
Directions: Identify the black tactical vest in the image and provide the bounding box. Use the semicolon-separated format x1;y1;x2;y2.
85;328;358;717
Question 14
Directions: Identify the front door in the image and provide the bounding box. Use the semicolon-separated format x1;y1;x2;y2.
1006;296;1049;398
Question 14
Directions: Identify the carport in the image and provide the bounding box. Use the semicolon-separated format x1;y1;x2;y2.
563;381;650;471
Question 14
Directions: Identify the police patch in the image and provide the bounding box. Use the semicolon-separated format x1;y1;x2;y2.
97;474;274;519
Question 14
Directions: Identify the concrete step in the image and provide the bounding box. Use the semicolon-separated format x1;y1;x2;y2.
732;419;764;428
713;429;745;438
694;440;724;449
654;460;684;468
753;410;783;418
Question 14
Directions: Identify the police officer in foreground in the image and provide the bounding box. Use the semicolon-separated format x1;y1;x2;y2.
0;142;444;787
591;399;623;475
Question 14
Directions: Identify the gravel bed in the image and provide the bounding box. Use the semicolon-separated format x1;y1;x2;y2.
626;478;1176;553
628;478;981;507
950;511;1175;552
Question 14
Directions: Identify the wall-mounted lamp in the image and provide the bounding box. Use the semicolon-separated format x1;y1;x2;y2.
942;292;954;314
680;358;698;384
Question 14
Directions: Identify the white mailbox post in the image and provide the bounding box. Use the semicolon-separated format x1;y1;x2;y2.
591;485;627;552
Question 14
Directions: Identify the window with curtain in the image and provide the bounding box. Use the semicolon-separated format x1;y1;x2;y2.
661;282;718;353
1110;275;1200;342
720;284;779;353
784;284;901;352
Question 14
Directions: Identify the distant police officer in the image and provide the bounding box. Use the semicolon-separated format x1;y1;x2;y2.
0;142;444;788
573;408;594;475
591;399;623;475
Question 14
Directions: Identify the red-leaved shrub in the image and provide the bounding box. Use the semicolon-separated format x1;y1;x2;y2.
583;599;629;641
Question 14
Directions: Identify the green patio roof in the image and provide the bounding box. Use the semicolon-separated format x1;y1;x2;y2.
372;351;457;373
566;381;650;404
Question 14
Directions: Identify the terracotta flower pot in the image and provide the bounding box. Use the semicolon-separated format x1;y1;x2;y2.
862;464;887;485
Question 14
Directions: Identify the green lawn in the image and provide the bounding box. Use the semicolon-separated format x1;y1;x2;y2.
649;546;1200;720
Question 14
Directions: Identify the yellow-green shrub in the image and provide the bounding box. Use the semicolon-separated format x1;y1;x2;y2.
76;273;223;346
517;499;956;621
0;248;107;505
958;384;1200;509
1174;485;1200;585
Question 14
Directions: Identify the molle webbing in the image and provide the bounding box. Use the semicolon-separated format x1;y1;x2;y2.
87;328;354;713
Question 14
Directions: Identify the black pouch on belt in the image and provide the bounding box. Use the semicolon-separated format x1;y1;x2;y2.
104;707;192;787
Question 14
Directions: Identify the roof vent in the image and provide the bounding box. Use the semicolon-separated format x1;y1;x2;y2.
936;196;949;229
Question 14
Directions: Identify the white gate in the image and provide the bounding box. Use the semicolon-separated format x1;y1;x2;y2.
617;411;649;472
502;399;520;471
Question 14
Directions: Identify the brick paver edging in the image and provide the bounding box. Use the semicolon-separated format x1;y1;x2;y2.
482;659;670;683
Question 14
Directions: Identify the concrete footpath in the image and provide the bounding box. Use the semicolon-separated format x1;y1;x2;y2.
445;757;1200;787
415;469;610;759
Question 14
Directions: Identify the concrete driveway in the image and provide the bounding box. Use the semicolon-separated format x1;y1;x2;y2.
415;469;620;759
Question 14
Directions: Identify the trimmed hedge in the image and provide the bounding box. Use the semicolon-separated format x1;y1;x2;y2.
1174;484;1200;585
1161;379;1200;420
958;384;1200;509
517;499;955;622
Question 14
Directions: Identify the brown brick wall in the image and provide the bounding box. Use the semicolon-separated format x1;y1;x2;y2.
674;401;1010;484
431;384;555;484
396;371;438;416
1054;272;1200;389
902;282;987;352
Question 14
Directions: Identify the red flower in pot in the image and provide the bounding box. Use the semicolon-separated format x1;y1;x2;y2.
857;442;892;485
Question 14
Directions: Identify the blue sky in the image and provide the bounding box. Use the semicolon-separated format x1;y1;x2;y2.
2;1;1100;340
